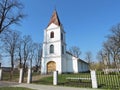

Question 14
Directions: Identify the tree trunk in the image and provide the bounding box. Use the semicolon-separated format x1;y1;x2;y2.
10;54;14;80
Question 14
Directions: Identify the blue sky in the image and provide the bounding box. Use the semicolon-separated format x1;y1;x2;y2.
16;0;120;61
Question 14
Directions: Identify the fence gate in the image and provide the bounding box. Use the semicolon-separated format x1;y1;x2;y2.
2;68;19;82
58;72;92;88
96;71;120;89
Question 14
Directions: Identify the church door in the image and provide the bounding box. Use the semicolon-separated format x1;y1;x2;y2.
47;61;56;74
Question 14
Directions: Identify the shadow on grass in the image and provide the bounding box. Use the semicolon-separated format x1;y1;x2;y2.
32;80;52;85
98;84;120;90
33;79;92;88
0;87;33;90
58;81;92;88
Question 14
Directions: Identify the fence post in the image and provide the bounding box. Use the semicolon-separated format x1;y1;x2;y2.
53;71;58;85
91;70;98;88
27;68;32;84
0;68;2;80
19;68;23;83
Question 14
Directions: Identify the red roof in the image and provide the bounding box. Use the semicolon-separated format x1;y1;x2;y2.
48;10;61;27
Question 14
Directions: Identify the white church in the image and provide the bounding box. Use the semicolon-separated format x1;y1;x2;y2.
41;10;89;74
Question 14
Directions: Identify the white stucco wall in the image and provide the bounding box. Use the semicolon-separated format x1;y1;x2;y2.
41;57;62;74
43;24;62;57
66;52;89;73
41;23;89;74
66;53;74;73
73;59;78;73
66;53;78;73
41;23;66;74
61;55;67;73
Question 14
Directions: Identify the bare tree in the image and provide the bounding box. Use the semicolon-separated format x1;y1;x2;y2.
28;42;36;69
109;24;120;68
85;51;93;69
0;54;2;67
0;54;2;61
101;23;120;69
16;35;32;82
1;30;21;78
96;50;106;70
16;37;23;68
97;50;104;62
103;41;112;67
0;0;24;34
0;42;2;67
22;35;32;70
34;43;42;72
69;46;81;58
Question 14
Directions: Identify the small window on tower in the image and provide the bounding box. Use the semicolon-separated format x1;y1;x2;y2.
50;31;54;38
50;45;54;53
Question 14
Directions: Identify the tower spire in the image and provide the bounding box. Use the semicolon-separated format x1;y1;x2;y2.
48;10;61;27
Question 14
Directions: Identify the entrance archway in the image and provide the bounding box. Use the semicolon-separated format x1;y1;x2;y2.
47;61;56;74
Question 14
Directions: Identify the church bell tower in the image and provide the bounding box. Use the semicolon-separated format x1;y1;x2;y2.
41;10;66;74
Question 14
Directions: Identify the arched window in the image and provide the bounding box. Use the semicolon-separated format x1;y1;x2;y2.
50;45;54;53
50;31;54;38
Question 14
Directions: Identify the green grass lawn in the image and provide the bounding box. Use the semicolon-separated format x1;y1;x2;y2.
33;75;53;85
33;72;120;89
0;87;33;90
2;71;119;89
33;73;92;87
2;71;39;81
2;71;19;81
2;71;28;82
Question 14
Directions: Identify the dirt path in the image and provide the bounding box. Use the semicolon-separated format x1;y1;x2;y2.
0;81;19;87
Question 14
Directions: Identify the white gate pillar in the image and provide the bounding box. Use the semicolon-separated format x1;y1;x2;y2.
53;71;58;85
27;68;32;84
0;68;2;80
19;68;23;83
91;70;98;88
